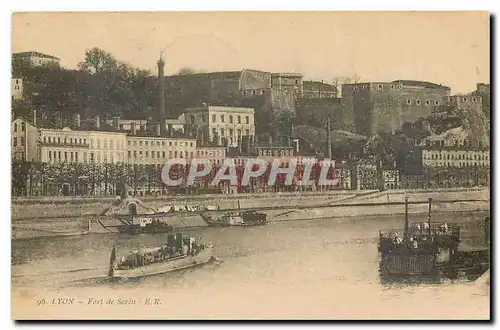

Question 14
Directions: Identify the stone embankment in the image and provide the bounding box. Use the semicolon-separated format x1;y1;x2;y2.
11;188;490;240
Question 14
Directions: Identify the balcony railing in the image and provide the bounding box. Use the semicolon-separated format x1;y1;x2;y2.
39;140;90;148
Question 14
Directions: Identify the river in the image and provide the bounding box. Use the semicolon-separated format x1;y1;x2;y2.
12;212;490;320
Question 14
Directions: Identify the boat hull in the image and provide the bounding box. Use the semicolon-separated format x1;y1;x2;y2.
110;246;214;279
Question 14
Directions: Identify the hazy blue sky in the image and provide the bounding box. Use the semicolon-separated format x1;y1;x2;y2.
12;12;489;93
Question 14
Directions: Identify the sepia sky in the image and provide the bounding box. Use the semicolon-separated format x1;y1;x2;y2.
11;11;490;93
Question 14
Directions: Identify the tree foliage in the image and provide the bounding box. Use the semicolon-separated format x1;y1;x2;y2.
12;47;154;120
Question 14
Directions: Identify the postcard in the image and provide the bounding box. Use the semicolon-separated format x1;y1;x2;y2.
11;11;490;320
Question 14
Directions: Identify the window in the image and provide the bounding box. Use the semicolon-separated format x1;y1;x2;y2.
190;142;193;147
90;153;94;162
229;129;233;136
162;151;165;158
59;151;62;160
435;100;439;106
212;114;216;123
128;141;131;146
21;122;25;131
13;137;17;147
391;84;395;89
245;116;249;124
169;151;173;158
157;151;160;158
407;99;411;105
246;129;250;136
134;151;137;158
64;152;68;162
426;100;430;105
378;84;383;90
238;116;241;124
252;90;256;95
229;115;233;124
463;97;467;102
128;151;131;158
75;152;79;162
48;151;52;160
190;115;195;124
13;123;17;132
120;124;124;130
169;141;172;146
174;151;178;158
237;129;241;136
139;141;143;146
221;129;225;136
20;137;25;146
162;141;165;146
220;115;225;123
145;141;148;146
416;99;421;105
146;151;149;157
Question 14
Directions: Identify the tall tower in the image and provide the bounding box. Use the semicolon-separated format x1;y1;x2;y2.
157;52;167;136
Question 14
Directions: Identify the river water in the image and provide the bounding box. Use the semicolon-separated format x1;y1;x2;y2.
12;212;490;319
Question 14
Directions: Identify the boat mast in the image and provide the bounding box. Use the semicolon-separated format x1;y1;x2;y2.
404;197;409;247
428;197;432;235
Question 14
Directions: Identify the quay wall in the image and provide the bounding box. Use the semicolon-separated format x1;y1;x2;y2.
11;188;490;241
11;188;489;221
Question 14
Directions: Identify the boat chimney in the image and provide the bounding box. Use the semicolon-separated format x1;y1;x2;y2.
404;196;409;246
428;197;432;235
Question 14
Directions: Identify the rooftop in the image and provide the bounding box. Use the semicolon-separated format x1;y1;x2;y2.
392;80;450;90
271;72;303;78
13;51;60;60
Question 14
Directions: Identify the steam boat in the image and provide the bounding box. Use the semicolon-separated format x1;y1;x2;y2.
378;197;489;281
107;233;215;279
201;200;268;227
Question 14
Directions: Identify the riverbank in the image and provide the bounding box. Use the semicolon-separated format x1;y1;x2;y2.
11;187;489;221
12;200;490;240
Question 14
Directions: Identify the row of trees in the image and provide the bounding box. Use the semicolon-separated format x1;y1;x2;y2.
11;160;346;197
12;160;490;197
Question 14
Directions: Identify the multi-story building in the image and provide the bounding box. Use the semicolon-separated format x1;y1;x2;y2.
88;130;128;164
12;51;60;68
184;106;255;147
341;80;451;136
11;78;23;101
196;145;227;166
38;127;91;164
421;147;489;168
302;80;338;99
271;73;303;97
11;117;38;162
126;135;197;167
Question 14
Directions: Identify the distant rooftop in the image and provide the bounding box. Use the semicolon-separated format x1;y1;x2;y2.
271;72;303;78
392;80;450;90
13;51;60;60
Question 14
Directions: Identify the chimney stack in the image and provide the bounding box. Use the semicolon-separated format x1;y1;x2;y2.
131;122;137;135
74;113;81;128
113;116;120;129
157;53;166;136
268;135;273;146
155;122;161;136
95;115;100;129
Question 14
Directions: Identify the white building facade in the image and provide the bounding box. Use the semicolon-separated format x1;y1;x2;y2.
184;106;255;147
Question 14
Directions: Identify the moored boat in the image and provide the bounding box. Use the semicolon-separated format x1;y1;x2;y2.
107;234;215;279
200;200;267;227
